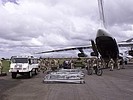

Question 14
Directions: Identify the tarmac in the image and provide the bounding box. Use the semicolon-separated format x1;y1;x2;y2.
0;64;133;100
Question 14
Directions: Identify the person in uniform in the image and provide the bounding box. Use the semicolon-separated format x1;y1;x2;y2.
69;58;74;69
37;59;41;72
63;60;69;69
120;58;125;69
92;58;98;73
51;59;58;71
74;57;85;69
97;58;102;69
54;59;58;69
86;58;92;70
92;58;97;67
117;58;121;70
40;59;46;73
108;58;115;71
45;59;50;70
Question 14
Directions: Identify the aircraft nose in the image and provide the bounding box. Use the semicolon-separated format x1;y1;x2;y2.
96;28;110;37
97;29;105;37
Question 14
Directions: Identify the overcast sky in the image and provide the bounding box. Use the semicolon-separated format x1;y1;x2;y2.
0;0;133;58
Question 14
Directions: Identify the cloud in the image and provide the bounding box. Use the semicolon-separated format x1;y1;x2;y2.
1;0;19;5
0;0;133;58
104;0;133;25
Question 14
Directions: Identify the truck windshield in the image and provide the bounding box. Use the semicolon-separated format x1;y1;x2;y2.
11;58;28;63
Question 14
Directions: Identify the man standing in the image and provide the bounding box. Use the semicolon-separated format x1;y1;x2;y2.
108;59;115;71
74;58;85;69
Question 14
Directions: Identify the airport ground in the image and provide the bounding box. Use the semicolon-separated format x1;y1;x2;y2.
0;64;133;100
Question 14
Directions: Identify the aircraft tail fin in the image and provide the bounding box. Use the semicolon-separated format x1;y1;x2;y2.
98;0;106;28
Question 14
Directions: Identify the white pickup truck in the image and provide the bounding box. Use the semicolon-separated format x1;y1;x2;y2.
9;56;39;79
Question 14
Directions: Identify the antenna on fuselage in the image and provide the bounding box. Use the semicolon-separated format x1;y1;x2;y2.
98;0;106;29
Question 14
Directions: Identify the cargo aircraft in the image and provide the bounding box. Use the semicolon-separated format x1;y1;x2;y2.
36;0;133;67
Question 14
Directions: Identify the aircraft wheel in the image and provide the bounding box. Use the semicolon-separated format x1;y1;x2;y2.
82;80;85;84
87;68;93;75
96;69;103;76
80;80;85;84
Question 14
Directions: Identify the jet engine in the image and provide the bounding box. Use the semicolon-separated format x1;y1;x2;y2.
128;50;133;56
78;53;87;57
90;52;98;56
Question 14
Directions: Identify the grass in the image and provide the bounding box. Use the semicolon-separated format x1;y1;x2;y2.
2;60;10;73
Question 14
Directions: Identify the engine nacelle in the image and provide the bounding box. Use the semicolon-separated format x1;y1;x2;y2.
128;50;133;56
90;52;97;56
78;53;87;57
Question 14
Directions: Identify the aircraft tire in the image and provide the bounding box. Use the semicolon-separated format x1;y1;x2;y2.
96;69;103;76
82;81;85;84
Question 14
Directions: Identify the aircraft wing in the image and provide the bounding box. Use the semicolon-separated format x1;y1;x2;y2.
35;41;133;54
118;38;133;47
35;45;92;54
118;42;133;47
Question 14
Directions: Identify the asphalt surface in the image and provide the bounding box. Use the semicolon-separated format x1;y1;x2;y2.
0;65;133;100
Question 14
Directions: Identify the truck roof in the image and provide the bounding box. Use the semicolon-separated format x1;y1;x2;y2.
11;56;34;59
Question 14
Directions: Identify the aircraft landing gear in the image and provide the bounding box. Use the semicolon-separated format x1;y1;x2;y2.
87;66;103;76
95;68;103;76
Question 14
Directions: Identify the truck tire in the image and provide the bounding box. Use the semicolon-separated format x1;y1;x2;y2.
12;72;17;79
27;71;32;78
35;69;37;75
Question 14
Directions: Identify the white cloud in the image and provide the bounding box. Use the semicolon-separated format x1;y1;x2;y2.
0;0;133;58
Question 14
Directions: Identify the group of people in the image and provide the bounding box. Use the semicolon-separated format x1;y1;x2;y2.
38;57;126;73
38;58;60;73
86;58;103;69
108;58;125;71
38;58;86;72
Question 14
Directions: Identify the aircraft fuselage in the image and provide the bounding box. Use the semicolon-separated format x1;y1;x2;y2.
96;28;119;61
